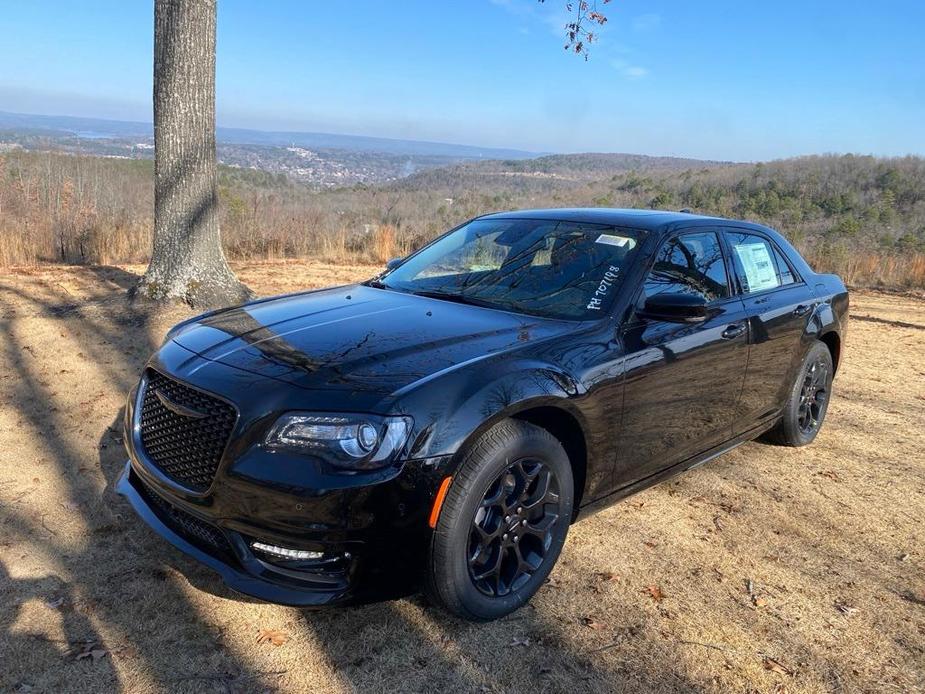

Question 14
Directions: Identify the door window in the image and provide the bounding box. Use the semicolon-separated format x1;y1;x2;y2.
772;246;797;285
726;232;796;293
643;232;729;302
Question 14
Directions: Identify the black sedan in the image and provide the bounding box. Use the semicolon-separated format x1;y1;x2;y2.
118;208;848;620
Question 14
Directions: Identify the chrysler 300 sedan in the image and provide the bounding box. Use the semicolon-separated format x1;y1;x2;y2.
118;208;848;620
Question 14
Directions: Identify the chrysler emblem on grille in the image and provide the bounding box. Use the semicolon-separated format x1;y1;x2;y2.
155;389;208;419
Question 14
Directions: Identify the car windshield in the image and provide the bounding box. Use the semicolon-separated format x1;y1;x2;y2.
375;218;646;320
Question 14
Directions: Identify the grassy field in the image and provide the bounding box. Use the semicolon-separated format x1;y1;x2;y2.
0;262;923;693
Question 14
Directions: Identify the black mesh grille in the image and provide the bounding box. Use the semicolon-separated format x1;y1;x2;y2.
133;471;232;555
139;369;236;492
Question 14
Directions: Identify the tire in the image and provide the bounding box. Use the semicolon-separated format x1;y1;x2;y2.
764;340;834;447
425;419;574;621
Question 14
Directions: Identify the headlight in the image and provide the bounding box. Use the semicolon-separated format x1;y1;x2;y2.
264;413;412;470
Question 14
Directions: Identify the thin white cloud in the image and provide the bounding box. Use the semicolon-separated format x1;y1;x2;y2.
632;13;661;32
488;0;531;16
489;0;572;39
611;59;649;79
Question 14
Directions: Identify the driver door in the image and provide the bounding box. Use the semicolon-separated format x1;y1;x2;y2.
614;229;749;487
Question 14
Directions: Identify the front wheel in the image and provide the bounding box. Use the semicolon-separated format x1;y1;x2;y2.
425;419;573;621
765;340;834;447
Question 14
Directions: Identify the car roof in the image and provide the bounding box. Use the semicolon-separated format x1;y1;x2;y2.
478;207;764;233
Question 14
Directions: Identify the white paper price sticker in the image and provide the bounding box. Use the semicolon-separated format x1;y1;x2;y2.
595;234;635;249
734;242;779;292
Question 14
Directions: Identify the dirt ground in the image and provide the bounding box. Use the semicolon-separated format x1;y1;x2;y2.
1;261;922;693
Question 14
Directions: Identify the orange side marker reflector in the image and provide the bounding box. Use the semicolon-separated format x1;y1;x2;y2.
428;476;453;529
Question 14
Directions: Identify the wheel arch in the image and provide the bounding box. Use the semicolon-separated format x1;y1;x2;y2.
447;398;590;519
807;297;843;375
818;330;841;373
510;405;588;514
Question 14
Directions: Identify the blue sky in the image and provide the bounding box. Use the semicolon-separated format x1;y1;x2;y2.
0;0;923;160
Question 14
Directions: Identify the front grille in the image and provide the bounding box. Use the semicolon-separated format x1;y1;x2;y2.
133;471;232;555
139;369;237;492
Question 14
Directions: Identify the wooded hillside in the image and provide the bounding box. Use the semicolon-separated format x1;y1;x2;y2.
1;150;923;288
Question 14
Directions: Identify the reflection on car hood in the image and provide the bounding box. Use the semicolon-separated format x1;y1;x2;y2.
171;285;575;397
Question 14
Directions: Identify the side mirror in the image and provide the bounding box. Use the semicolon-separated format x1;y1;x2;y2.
640;293;709;323
385;257;403;271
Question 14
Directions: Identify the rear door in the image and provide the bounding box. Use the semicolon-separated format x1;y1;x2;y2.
615;229;749;487
723;229;811;431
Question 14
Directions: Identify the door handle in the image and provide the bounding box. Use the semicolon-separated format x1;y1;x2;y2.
793;304;813;317
721;322;747;339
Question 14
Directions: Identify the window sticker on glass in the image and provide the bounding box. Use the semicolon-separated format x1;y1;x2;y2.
595;234;636;249
734;242;779;292
586;265;621;311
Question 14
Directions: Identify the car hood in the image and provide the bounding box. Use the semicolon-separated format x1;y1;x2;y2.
171;284;576;399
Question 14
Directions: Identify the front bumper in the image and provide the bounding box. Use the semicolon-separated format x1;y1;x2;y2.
117;342;453;607
119;450;452;606
117;462;353;606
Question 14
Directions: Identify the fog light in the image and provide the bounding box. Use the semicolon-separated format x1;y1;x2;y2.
251;541;323;560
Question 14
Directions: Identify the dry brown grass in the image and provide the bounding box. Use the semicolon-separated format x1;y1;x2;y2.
4;216;921;289
0;262;923;693
802;247;925;289
3;149;925;290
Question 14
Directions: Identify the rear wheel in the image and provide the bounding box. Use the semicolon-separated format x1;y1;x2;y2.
765;340;834;447
425;419;573;621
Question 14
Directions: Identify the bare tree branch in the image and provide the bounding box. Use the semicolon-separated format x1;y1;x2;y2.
538;0;612;59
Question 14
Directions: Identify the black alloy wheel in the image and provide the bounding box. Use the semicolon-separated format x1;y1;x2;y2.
468;458;561;597
764;340;834;447
425;419;574;621
797;355;829;435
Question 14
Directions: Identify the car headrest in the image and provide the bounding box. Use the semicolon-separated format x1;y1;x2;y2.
551;235;588;268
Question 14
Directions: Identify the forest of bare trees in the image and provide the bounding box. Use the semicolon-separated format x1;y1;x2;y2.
1;149;923;289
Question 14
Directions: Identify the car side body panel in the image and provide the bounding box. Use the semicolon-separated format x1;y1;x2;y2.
393;329;624;504
413;214;848;514
616;294;750;486
735;283;814;429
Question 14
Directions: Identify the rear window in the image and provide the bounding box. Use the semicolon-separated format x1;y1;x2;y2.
726;232;797;293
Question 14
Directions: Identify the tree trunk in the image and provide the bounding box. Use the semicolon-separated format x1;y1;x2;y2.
135;0;252;308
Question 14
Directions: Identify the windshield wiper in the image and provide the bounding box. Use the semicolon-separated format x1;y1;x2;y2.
409;290;505;310
364;278;389;289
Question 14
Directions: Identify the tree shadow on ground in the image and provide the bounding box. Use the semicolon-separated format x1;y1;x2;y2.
0;271;270;692
0;268;709;693
0;560;119;691
3;268;922;693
